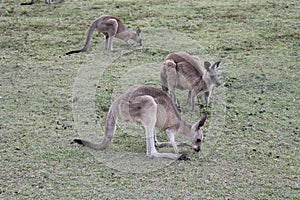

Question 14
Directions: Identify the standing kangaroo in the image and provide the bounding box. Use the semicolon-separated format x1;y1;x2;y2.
66;15;142;55
160;52;222;111
73;86;208;160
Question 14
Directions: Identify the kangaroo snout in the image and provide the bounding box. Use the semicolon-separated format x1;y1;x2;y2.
193;145;201;152
215;80;222;87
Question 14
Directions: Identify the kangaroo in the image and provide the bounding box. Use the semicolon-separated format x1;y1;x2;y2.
66;15;142;55
160;52;222;111
20;0;64;5
73;86;208;160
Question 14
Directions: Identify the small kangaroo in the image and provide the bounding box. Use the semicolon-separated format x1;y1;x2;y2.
66;15;142;55
160;52;222;111
20;0;64;5
73;86;208;160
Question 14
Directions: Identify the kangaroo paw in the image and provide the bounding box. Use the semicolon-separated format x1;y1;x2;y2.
154;141;160;148
197;103;205;108
175;104;182;113
178;153;190;161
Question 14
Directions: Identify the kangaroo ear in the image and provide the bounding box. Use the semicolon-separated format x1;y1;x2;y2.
214;60;221;68
136;27;141;35
197;114;208;130
192;114;208;131
204;61;211;71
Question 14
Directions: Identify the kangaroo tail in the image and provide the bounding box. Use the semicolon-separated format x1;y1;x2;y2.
65;49;84;55
161;73;169;92
48;0;64;4
65;20;97;55
163;59;176;68
73;103;118;150
161;59;177;92
20;1;34;5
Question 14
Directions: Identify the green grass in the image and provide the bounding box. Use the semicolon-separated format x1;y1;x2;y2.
1;0;299;199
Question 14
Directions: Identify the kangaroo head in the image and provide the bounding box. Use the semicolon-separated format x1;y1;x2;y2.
191;114;207;152
134;27;142;46
204;61;222;87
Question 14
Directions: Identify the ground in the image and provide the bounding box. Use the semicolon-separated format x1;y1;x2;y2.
0;0;299;199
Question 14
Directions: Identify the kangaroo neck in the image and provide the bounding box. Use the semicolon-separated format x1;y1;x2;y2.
115;29;132;39
177;120;193;139
193;74;208;94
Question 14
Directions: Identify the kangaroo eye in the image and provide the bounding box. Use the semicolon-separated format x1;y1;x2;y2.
196;138;202;143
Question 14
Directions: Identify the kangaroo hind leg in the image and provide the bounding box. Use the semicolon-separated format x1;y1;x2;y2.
104;33;109;50
106;19;118;50
131;96;181;160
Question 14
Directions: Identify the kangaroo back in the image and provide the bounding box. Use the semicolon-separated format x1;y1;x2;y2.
161;52;204;91
100;15;127;34
165;52;204;77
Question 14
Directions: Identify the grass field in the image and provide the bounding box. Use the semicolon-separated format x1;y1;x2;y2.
1;0;299;199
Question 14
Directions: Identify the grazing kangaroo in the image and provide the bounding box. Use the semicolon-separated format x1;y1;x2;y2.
73;86;208;160
20;0;64;5
160;52;222;111
66;15;142;55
